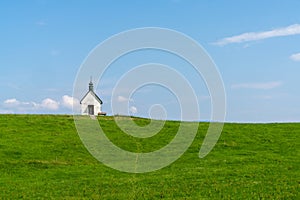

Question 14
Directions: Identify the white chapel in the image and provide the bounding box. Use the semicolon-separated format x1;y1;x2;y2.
80;80;105;116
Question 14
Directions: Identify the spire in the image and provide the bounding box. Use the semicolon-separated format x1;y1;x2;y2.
89;76;94;91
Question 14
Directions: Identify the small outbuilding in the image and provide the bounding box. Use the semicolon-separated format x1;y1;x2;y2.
80;80;105;116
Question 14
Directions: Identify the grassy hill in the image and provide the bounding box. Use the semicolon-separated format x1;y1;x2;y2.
0;115;299;199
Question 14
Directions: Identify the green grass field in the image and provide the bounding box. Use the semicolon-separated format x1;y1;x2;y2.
0;115;299;199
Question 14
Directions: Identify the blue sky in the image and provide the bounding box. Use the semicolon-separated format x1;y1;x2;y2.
1;0;300;122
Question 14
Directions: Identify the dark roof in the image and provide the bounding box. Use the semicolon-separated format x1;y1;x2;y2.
80;90;103;104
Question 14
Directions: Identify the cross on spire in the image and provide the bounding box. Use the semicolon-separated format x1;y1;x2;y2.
89;76;94;91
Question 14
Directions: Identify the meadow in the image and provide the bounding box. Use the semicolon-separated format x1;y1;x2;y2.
0;115;299;199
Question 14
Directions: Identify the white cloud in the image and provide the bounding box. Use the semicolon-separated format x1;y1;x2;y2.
4;98;32;108
2;95;85;113
117;95;133;103
4;98;20;105
214;24;300;46
129;106;138;114
40;98;60;110
61;95;80;110
290;53;300;61
231;81;282;90
3;98;60;111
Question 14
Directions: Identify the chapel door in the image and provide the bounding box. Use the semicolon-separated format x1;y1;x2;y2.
88;105;94;115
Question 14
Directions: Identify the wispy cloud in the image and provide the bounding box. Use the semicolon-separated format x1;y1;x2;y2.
254;95;273;100
50;49;60;56
4;98;20;105
231;81;283;90
199;95;211;101
117;95;133;103
36;20;46;26
214;24;300;46
290;53;300;61
0;109;13;114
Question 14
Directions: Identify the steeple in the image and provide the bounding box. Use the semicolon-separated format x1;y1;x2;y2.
89;76;94;92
